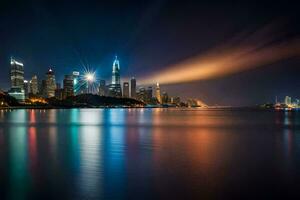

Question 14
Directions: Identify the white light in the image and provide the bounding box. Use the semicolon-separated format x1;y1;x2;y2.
85;73;95;82
73;71;80;76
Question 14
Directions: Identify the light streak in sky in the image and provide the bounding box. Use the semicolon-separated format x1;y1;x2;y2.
140;25;300;85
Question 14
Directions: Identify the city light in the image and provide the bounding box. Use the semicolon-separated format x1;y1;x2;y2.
85;73;95;82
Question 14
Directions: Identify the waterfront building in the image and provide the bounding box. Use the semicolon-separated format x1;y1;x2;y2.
155;83;161;104
162;92;169;104
285;96;292;105
130;77;137;99
98;80;106;96
30;75;38;95
73;71;80;95
171;96;181;105
23;80;30;98
55;88;64;100
146;86;153;102
137;87;147;102
8;87;25;102
45;69;56;98
63;75;74;98
108;56;122;97
39;80;47;97
10;57;24;90
123;82;129;98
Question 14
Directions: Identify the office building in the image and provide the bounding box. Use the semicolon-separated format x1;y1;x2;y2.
55;88;64;100
162;92;169;104
10;57;24;90
39;80;47;97
98;80;106;96
30;75;38;95
171;96;181;105
123;82;129;98
73;71;80;95
8;87;25;102
63;75;74;98
45;69;56;98
285;96;292;105
108;56;122;97
155;83;161;104
146;86;153;101
137;87;146;102
23;80;30;98
130;77;137;99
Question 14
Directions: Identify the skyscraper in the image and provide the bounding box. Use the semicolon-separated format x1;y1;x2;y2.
10;57;24;90
137;87;146;102
285;96;292;105
130;77;136;99
63;74;74;98
109;56;122;97
123;82;129;98
45;69;56;98
146;86;153;102
155;83;161;104
99;80;106;96
73;71;80;95
30;75;38;95
39;80;47;97
162;92;169;104
23;80;30;98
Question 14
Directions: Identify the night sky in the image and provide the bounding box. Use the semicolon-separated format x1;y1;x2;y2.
0;0;299;106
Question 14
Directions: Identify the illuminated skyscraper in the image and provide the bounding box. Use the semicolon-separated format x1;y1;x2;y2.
162;91;169;104
123;82;129;98
45;69;56;98
285;96;292;105
30;75;38;95
72;71;80;95
155;83;161;104
63;74;74;98
137;87;146;102
112;56;120;85
23;80;30;98
109;56;122;97
130;77;136;99
99;80;106;96
10;57;24;90
146;86;153;102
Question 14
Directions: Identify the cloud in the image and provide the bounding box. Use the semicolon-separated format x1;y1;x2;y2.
140;24;300;85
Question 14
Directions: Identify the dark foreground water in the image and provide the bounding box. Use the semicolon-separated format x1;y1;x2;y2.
0;108;300;199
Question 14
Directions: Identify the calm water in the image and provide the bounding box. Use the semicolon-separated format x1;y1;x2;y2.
0;108;300;199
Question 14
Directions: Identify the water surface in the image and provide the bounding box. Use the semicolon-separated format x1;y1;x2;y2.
0;108;299;199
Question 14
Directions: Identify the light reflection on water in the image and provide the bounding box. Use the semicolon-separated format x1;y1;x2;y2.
0;109;300;199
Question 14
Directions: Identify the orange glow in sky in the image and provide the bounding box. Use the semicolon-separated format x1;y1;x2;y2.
140;26;300;85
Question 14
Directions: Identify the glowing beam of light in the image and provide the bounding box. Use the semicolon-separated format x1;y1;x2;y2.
140;28;300;85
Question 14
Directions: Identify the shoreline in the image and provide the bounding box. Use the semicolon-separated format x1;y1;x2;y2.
0;106;287;111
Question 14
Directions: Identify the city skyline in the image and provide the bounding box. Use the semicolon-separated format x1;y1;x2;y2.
5;55;190;107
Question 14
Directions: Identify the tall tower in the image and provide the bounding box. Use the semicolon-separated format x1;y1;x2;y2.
10;57;24;90
30;75;39;95
99;80;106;96
123;82;129;98
112;56;120;85
130;77;136;99
63;74;74;98
109;56;122;97
46;68;56;98
155;83;161;104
